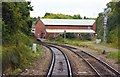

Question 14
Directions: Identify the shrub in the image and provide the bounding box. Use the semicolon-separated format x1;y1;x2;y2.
2;44;34;73
2;31;38;74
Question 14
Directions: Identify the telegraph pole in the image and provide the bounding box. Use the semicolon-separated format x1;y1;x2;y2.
102;8;111;53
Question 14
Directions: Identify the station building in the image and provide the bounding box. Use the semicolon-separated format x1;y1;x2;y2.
32;19;96;39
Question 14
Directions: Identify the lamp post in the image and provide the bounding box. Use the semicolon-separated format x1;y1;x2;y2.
102;7;111;53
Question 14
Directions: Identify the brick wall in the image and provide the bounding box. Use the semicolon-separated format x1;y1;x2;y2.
92;22;96;32
35;20;46;38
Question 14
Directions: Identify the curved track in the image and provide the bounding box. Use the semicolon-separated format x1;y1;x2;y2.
40;42;72;77
45;42;120;77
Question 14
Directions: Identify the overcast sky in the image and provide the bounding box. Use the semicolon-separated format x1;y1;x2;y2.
30;0;111;18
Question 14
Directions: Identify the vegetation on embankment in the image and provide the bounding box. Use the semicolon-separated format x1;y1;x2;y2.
46;35;120;64
96;2;120;48
2;31;42;74
105;51;120;64
2;2;42;74
46;35;102;52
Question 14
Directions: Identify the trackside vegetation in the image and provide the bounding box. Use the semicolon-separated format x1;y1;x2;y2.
2;2;42;74
96;2;120;48
46;35;120;64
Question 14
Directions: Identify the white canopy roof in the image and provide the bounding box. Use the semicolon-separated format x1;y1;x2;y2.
46;29;95;33
40;19;95;26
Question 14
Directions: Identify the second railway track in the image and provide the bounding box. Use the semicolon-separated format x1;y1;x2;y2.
45;42;120;77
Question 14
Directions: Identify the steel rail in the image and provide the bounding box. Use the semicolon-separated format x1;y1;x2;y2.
47;44;72;77
81;50;120;76
70;49;101;77
46;42;120;77
46;47;55;77
47;43;101;77
39;43;55;77
40;41;72;77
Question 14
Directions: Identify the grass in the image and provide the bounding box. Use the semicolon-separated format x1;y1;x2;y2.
105;51;120;64
46;37;103;52
36;44;43;58
3;44;42;75
105;51;119;59
2;31;43;75
10;44;42;75
11;68;22;75
46;36;120;63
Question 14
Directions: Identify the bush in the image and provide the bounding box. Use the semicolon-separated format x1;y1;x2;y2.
79;33;92;41
2;44;34;73
2;31;37;74
65;33;76;39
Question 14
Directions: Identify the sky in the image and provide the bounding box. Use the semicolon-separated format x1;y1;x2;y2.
30;0;111;18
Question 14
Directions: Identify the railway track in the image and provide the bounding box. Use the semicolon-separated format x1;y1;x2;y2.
45;42;120;77
40;42;72;77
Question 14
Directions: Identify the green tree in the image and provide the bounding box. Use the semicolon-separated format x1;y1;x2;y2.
96;13;103;39
2;2;35;73
44;12;51;17
43;13;82;19
2;2;33;44
73;14;82;19
96;2;120;47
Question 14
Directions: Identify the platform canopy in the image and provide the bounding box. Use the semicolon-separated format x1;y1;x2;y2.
41;19;95;26
46;29;95;33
